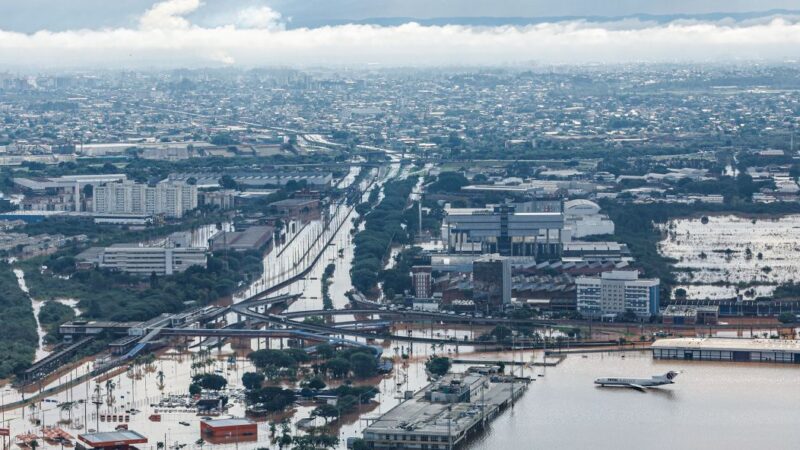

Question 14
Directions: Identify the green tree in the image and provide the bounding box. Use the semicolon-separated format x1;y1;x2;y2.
306;376;326;390
311;403;339;423
425;357;451;377
192;373;227;391
350;352;377;378
242;372;265;390
778;312;796;324
325;358;351;378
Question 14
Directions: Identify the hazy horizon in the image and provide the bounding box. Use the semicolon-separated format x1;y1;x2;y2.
1;0;800;69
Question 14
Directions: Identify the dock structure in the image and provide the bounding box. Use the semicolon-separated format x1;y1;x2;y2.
363;367;528;449
652;337;800;364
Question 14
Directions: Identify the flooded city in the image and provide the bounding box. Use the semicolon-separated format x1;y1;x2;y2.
659;215;800;300
2;15;800;450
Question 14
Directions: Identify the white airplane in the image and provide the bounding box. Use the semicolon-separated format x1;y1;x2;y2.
594;371;680;391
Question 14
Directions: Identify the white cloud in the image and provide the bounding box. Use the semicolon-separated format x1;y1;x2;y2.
236;6;284;30
1;0;799;68
139;0;202;30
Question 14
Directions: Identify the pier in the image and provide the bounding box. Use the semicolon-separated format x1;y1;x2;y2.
363;367;529;449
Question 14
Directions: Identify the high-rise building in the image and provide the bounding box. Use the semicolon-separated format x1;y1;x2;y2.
472;255;511;311
411;265;432;299
92;180;197;218
576;270;660;318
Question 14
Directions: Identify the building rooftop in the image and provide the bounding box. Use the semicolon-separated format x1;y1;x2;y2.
365;372;515;438
78;430;147;447
652;337;800;352
201;418;255;428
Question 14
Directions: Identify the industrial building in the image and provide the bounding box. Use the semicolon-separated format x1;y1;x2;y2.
576;270;660;317
661;305;719;325
441;205;564;258
652;338;800;364
268;198;321;222
210;226;274;253
562;241;631;262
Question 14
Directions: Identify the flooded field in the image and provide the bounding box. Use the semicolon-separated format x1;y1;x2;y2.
658;215;800;299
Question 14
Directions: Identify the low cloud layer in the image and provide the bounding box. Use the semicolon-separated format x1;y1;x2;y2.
1;0;799;69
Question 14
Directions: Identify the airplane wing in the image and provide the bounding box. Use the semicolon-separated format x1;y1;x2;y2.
627;384;647;392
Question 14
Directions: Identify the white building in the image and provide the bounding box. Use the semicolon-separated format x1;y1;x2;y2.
576;270;660;318
562;199;615;238
99;245;206;275
93;180;197;218
441;205;564;258
78;233;206;276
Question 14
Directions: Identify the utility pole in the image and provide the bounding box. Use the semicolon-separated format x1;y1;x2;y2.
447;405;453;450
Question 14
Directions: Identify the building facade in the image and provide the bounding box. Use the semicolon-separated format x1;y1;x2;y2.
441;205;563;259
576;270;659;317
411;265;432;299
472;255;512;310
93;180;197;218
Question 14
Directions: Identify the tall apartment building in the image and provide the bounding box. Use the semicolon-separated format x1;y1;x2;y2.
576;270;660;318
411;265;432;299
472;255;512;311
93;180;197;218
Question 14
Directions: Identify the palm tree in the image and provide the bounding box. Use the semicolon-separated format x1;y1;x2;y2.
157;370;166;391
58;401;76;424
105;380;116;406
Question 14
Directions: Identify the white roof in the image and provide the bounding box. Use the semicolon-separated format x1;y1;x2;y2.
652;337;800;352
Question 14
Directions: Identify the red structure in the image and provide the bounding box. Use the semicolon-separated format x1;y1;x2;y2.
77;430;147;450
200;418;257;443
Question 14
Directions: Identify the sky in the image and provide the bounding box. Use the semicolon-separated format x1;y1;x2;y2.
0;0;799;69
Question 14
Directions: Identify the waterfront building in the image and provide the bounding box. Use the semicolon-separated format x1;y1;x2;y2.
652;338;800;364
576;270;660;317
363;369;526;449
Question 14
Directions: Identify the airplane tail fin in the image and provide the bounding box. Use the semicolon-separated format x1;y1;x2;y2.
664;370;680;381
